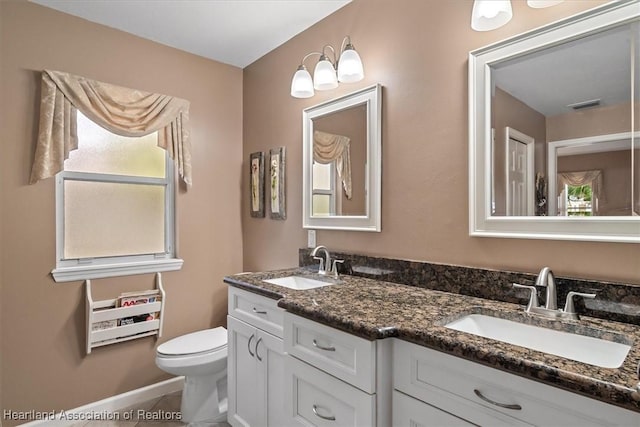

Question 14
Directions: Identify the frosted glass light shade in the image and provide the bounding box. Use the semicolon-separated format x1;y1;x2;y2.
313;59;338;90
527;0;563;8
338;48;364;83
291;66;314;98
471;0;513;31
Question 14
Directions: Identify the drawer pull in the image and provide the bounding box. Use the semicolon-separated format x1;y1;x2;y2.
473;389;522;410
248;334;255;357
252;307;267;314
312;404;336;421
255;337;263;361
312;339;336;352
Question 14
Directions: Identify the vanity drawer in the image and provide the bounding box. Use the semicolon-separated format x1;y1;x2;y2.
228;286;284;338
394;340;638;427
284;312;376;393
393;390;475;427
286;355;375;427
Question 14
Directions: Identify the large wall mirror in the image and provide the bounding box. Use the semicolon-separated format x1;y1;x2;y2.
303;84;381;231
469;0;639;243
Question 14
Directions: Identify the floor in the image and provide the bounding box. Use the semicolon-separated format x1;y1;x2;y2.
73;391;231;427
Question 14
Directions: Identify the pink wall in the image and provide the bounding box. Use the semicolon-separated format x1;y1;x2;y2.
242;0;639;284
1;0;243;416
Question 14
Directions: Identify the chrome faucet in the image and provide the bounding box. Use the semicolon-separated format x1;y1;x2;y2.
535;267;557;310
310;245;344;278
311;245;331;275
513;267;596;321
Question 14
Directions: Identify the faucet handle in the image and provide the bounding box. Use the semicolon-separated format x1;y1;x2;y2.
563;291;596;315
513;283;539;311
331;259;345;277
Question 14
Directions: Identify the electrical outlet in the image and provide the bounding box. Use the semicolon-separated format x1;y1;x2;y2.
307;230;316;248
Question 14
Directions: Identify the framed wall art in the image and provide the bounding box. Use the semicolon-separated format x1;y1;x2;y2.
269;147;286;220
249;151;265;218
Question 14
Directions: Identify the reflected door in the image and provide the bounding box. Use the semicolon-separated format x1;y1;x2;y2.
506;129;534;216
507;138;528;216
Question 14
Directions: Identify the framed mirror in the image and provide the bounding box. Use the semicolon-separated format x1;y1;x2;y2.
469;0;639;243
303;84;382;231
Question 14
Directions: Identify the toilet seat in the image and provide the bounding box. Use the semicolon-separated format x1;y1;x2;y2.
157;327;227;358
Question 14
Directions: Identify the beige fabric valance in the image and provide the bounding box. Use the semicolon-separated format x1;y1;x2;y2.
313;130;352;199
30;70;192;186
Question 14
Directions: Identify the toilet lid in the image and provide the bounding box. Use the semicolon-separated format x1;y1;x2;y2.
157;327;227;356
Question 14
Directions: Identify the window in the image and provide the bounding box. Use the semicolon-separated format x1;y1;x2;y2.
312;161;337;216
564;183;593;217
52;112;182;282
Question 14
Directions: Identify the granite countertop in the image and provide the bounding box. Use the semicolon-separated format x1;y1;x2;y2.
224;268;640;413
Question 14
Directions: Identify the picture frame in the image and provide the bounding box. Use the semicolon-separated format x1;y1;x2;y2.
269;147;286;220
249;151;265;218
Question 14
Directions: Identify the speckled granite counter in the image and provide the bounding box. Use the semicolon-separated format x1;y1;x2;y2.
224;268;640;414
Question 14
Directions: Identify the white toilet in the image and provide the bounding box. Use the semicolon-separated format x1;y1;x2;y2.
155;327;228;423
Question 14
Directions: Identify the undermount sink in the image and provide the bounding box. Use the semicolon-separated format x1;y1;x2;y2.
445;314;631;368
263;276;336;290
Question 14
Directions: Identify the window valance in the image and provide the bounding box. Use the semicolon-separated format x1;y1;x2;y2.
313;130;352;199
30;70;192;186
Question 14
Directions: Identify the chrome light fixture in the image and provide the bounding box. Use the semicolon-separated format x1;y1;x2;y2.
290;36;364;98
471;0;564;32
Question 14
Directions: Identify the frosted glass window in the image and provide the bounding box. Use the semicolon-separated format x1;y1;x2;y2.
53;111;178;282
65;112;165;178
64;181;165;259
313;195;331;216
313;162;332;190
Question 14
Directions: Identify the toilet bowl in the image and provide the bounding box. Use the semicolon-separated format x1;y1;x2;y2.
155;327;228;423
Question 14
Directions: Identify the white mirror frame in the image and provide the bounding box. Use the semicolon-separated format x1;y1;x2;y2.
469;0;640;243
303;84;382;231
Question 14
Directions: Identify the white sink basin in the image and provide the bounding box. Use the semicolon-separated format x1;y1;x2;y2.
263;276;335;290
445;314;631;368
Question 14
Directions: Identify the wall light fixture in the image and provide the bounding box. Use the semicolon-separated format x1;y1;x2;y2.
290;36;364;98
471;0;564;32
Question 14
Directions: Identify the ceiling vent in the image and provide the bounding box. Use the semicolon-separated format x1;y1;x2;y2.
567;99;601;110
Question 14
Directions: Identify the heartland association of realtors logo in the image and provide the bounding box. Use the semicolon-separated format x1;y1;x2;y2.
2;409;181;422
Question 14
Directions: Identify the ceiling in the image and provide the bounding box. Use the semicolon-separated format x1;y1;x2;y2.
493;22;637;117
30;0;352;68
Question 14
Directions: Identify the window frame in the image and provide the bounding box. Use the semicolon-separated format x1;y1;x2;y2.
52;144;182;283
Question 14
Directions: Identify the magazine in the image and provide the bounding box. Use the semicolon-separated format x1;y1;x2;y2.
117;290;162;326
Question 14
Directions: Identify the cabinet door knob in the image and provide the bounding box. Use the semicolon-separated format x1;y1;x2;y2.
255;337;263;361
473;389;522;410
312;404;336;421
252;307;267;315
312;339;336;352
248;334;255;357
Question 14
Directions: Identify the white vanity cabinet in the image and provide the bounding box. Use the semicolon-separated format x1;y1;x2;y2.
283;312;392;427
393;340;639;427
227;287;288;427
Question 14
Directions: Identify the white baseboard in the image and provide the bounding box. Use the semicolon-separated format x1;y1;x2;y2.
19;376;184;426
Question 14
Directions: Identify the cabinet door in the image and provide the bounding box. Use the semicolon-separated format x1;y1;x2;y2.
256;330;289;427
228;316;259;427
393;390;475;427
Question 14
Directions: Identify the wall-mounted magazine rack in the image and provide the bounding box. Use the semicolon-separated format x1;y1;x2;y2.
85;272;166;355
